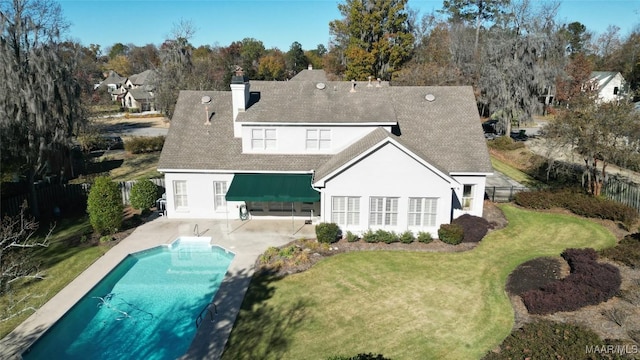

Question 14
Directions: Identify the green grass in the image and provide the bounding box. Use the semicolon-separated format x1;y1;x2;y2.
490;156;541;187
222;205;616;360
0;216;109;339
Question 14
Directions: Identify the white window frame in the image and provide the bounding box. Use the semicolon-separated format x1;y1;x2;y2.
213;181;227;211
462;184;474;211
408;197;437;227
173;180;188;210
331;196;360;226
251;128;277;150
305;129;331;150
369;197;398;226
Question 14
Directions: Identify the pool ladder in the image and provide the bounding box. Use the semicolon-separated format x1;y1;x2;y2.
195;302;217;328
194;224;200;237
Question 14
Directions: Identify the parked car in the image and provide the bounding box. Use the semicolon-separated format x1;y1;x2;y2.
510;130;528;141
482;119;499;134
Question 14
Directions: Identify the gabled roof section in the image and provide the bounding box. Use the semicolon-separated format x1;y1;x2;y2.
590;71;623;88
98;70;126;89
128;88;153;101
128;69;157;86
289;69;328;82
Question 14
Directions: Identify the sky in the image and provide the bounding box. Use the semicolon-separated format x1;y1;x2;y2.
58;0;640;53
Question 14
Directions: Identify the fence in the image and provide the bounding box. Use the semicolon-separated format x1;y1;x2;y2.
485;186;528;203
603;176;640;213
1;178;166;218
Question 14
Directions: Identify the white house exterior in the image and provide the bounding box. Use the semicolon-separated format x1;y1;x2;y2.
157;70;492;236
590;71;627;103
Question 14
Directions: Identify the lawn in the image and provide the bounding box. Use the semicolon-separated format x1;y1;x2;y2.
222;205;617;360
0;217;109;339
490;156;541;187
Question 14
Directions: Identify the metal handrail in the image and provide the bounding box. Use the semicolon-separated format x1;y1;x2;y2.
195;302;217;328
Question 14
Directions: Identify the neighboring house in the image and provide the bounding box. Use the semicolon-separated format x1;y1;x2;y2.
125;69;157;89
157;69;492;236
97;70;127;101
589;71;627;103
123;88;155;112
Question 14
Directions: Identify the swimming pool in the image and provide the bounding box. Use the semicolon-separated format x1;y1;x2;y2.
23;237;234;360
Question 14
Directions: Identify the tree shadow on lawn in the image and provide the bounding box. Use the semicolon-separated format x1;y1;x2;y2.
219;271;309;360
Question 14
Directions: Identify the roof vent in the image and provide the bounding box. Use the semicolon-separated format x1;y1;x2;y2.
202;95;212;125
425;94;436;102
201;95;212;104
316;82;326;90
350;79;357;93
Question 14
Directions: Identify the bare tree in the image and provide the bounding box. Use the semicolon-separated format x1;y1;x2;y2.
0;0;85;216
0;203;52;322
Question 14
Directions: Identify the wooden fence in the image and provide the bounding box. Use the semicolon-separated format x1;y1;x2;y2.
1;178;166;218
603;176;640;213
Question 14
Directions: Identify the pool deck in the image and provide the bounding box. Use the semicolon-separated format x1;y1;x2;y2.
0;216;316;360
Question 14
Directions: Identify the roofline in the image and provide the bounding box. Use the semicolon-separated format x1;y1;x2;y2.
158;168;314;175
239;122;397;127
450;172;493;176
313;137;456;187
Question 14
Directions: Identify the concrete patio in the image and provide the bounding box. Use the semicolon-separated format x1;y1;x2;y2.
0;216;316;359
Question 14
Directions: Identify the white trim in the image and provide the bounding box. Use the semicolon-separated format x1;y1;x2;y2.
240;121;397;127
450;172;493;176
159;169;315;175
314;138;457;187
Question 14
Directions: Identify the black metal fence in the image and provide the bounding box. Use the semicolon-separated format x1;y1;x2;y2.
485;186;528;203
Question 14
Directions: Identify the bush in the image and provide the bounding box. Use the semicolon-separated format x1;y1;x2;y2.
399;230;414;244
452;214;490;243
521;248;621;315
487;136;525;151
315;223;341;243
600;233;640;268
376;229;398;244
514;188;638;227
124;136;165;154
327;354;391;360
87;176;123;235
362;229;378;243
345;231;359;242
129;179;158;211
483;320;623;360
438;224;464;245
416;231;432;243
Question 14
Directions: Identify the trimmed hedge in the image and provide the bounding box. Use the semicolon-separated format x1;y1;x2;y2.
316;223;341;243
452;214;490;243
129;179;158;211
417;231;433;243
438;223;464;245
600;233;640;269
514;188;638;227
87;176;123;235
124;136;165;154
521;248;621;315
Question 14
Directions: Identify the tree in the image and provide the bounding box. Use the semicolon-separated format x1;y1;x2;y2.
239;37;265;79
130;179;158;212
555;52;594;106
0;202;52;322
329;0;414;80
105;54;132;76
258;50;286;80
0;0;85;217
87;176;123;234
286;41;307;76
107;42;129;59
440;0;510;53
560;21;591;56
128;44;160;74
478;0;564;134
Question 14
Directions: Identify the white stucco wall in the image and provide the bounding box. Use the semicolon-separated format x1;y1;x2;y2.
597;73;626;103
240;125;393;154
319;142;454;236
451;174;487;218
163;172;244;220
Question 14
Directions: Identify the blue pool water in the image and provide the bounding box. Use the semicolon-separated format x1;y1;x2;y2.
23;237;234;360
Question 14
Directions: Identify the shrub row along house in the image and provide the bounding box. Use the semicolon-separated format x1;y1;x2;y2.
157;68;492;236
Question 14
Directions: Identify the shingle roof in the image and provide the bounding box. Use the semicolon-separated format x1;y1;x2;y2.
98;70;126;89
158;80;492;175
128;69;157;86
591;71;622;89
128;88;153;101
289;69;329;82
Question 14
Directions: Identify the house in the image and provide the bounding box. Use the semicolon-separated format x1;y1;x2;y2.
124;69;157;89
97;70;127;101
157;69;492;236
589;71;627;103
123;87;155;112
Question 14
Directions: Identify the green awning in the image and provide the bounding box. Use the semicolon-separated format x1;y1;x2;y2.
225;174;320;202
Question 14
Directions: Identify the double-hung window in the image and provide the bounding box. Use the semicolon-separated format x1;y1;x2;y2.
213;181;227;211
251;128;277;150
369;197;398;226
462;185;474;210
305;129;331;150
408;198;437;227
173;180;188;209
331;196;360;226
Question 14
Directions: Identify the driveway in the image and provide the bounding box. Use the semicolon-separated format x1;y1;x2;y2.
0;217;316;360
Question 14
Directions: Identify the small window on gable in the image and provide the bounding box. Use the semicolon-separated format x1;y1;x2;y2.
614;86;619;95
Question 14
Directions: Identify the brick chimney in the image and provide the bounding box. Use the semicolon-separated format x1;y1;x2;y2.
230;66;250;137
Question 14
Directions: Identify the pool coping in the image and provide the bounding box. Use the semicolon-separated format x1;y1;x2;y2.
0;217;315;360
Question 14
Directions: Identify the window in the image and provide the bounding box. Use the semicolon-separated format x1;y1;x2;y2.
213;181;227;211
614;86;619;95
408;198;437;227
173;180;188;209
462;185;474;210
306;129;331;150
331;196;360;226
251;128;277;150
369;197;398;226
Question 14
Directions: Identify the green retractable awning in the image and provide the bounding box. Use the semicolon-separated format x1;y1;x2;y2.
225;174;320;202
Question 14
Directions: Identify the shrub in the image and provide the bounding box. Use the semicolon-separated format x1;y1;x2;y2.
129;179;158;211
521;248;621;315
124;136;165;154
376;229;398;244
315;222;341;243
345;231;359;242
483;320;622;360
87;176;123;235
327;354;391;360
399;230;414;244
487;136;525;151
452;214;490;243
600;233;640;268
438;224;464;245
416;231;433;243
362;229;378;243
